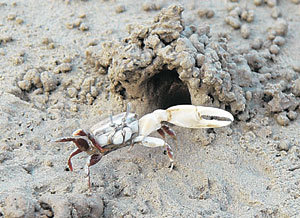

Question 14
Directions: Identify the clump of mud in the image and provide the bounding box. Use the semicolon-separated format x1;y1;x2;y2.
2;192;103;218
88;5;299;123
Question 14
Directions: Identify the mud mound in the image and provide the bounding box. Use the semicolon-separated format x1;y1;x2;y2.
89;5;299;124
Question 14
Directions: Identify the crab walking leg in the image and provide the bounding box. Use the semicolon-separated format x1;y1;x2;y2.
157;128;165;138
157;125;178;149
161;125;178;147
134;136;174;170
55;137;89;171
73;129;108;153
157;125;177;140
68;148;83;171
85;154;102;189
161;125;176;139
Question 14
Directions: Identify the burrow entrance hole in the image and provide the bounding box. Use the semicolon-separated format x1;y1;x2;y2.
144;67;191;109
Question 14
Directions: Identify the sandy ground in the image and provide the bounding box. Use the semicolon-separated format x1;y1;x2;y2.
0;0;300;217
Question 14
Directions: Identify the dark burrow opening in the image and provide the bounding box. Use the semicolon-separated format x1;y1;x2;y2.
144;67;191;110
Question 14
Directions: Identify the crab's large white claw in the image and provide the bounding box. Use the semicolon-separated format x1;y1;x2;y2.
138;105;234;136
166;105;234;128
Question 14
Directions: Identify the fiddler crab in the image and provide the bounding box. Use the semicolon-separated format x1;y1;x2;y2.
55;104;234;189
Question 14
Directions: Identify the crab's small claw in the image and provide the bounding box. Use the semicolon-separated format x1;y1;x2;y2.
55;137;90;171
73;129;108;153
55;137;90;151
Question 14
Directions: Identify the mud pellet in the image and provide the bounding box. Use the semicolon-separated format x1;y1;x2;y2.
17;80;31;91
16;17;24;24
245;91;252;101
196;54;205;66
241;24;250;39
67;87;78;98
86;93;94;105
24;69;42;88
48;43;55;49
267;30;276;40
292;62;300;73
90;86;98;97
66;22;74;29
7;14;16;20
206;9;215;18
0;35;13;44
115;5;125;13
79;13;86;18
251;37;263;49
246;10;255;22
266;0;277;7
254;0;263;6
42;37;53;45
287;111;298;120
73;19;82;27
273;36;285;46
44;160;53;167
192;67;200;78
274;18;288;36
225;16;241;29
197;10;207;18
241;10;248;20
40;71;58;92
292;78;300;96
142;2;158;11
12;56;24;65
54;63;72;74
226;4;238;12
269;44;280;54
276;112;290;126
70;104;78;112
228;7;242;17
0;48;5;56
271;7;281;19
277;140;290;151
79;23;89;31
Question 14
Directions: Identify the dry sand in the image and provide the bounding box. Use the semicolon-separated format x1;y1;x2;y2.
0;0;300;217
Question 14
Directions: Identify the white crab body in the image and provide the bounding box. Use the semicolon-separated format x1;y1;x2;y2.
90;112;138;136
89;112;139;146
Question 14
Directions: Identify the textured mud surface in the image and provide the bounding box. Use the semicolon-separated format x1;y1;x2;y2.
0;0;300;217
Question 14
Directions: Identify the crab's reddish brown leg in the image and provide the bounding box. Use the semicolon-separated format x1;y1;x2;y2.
157;128;165;139
158;126;176;170
87;134;109;153
127;137;136;151
161;125;178;148
161;125;176;140
55;137;89;171
55;137;90;151
158;125;178;147
166;143;174;170
67;148;82;171
85;154;102;189
74;129;107;153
